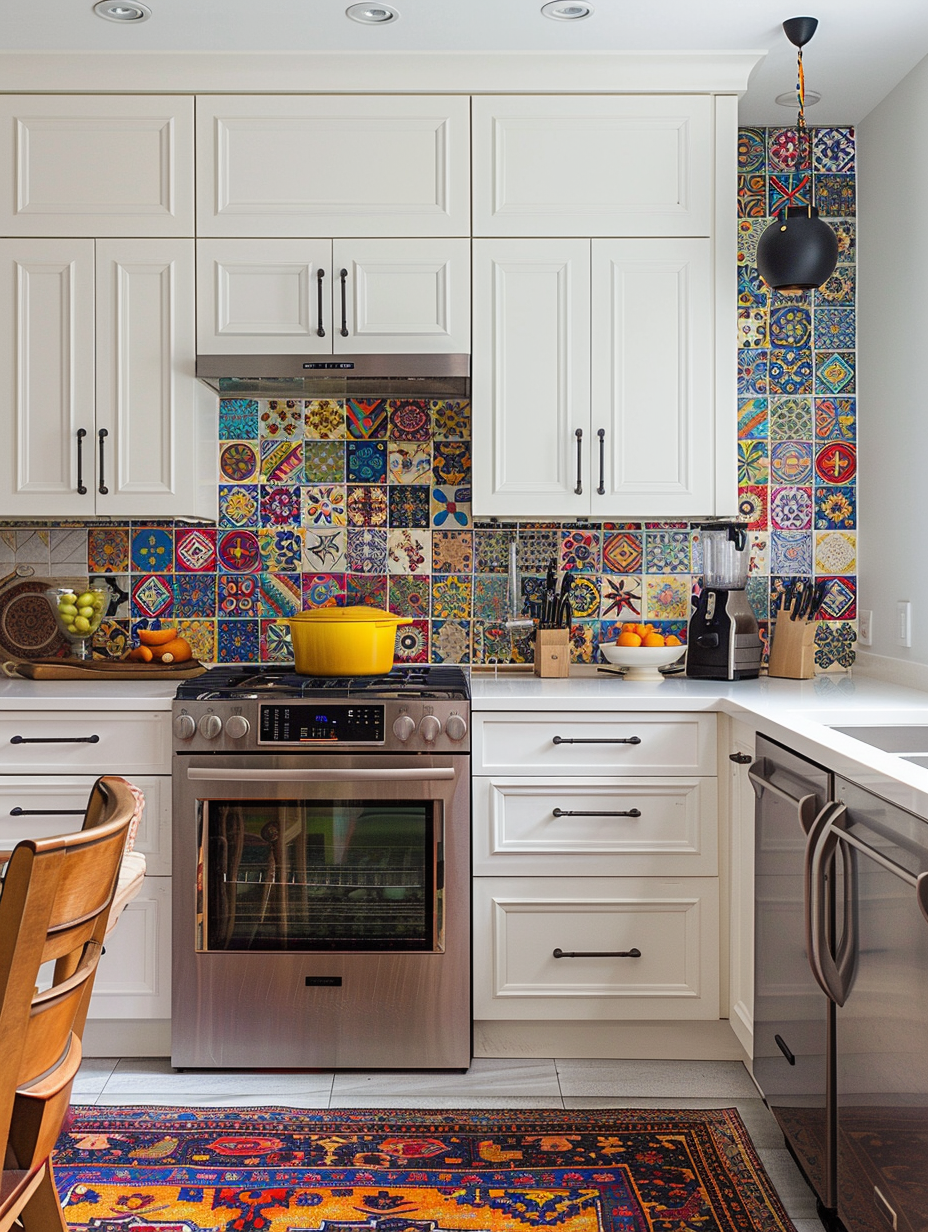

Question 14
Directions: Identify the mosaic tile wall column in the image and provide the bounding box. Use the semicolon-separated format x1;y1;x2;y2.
0;126;857;671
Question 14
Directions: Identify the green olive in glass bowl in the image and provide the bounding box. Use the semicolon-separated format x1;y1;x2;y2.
44;586;108;659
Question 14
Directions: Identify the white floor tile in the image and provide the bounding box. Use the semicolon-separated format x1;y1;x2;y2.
556;1059;757;1098
331;1058;560;1099
328;1096;566;1109
102;1058;334;1098
73;1057;119;1094
755;1148;819;1219
93;1092;333;1108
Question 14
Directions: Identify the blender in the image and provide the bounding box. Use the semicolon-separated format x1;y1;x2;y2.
686;523;763;680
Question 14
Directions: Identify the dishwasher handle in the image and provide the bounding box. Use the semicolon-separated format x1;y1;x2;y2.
805;800;858;1006
749;758;820;834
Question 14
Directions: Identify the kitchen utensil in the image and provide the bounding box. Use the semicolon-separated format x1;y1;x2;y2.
600;641;686;681
802;581;827;620
686;522;762;681
277;605;413;676
542;560;557;627
0;564;34;590
0;577;69;662
789;580;807;620
45;585;108;659
555;573;573;628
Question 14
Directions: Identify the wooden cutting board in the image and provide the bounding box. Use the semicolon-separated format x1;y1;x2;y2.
6;658;207;681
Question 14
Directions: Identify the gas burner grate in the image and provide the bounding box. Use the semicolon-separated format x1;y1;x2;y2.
176;663;469;701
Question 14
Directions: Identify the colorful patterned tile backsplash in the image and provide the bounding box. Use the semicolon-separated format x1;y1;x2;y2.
2;126;854;672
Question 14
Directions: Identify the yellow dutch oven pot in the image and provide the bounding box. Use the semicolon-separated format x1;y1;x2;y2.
279;606;413;676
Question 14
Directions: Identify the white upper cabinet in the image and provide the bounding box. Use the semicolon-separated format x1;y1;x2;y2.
0;238;212;519
0;96;194;238
473;237;718;519
472;95;713;237
197;238;471;354
196;96;471;238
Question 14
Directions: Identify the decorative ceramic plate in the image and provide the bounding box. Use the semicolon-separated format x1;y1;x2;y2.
0;578;69;661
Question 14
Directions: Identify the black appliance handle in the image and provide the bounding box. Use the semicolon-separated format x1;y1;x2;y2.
574;428;583;495
748;758;820;834
76;428;88;495
805;800;858;1005
316;268;326;337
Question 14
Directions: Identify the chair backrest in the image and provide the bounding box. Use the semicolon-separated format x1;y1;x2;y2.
0;794;134;1180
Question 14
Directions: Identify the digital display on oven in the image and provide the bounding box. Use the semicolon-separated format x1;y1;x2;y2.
258;703;385;744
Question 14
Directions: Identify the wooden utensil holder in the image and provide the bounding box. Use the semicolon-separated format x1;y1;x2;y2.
534;628;571;677
767;613;816;679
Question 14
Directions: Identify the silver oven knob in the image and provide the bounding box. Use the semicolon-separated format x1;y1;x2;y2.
173;714;196;740
225;715;251;740
392;714;416;742
198;713;222;740
418;714;442;743
445;714;468;742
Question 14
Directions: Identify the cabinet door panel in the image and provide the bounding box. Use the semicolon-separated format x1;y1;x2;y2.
197;239;331;354
472;240;590;517
0;96;194;237
333;239;470;354
592;238;715;517
87;875;172;1019
0;240;95;518
196;96;470;238
95;240;199;517
473;96;713;237
473;875;720;1019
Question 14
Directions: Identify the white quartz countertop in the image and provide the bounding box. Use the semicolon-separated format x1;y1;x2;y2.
0;677;177;709
471;667;928;818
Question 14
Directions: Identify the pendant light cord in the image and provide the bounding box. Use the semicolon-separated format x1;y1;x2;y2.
796;45;812;217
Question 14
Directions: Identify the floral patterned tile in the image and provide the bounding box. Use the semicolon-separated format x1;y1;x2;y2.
815;352;855;396
347;440;387;484
770;486;814;531
770;397;812;442
302;573;345;608
738;440;769;486
738;174;766;218
768;128;800;171
131;528;173;573
260;400;303;439
738;308;767;349
218;574;260;618
815;174;855;216
815;486;857;530
433;441;471;486
738;485;769;529
814;307;855;351
387;528;430;574
259;527;303;572
770;441;813;486
645;575;690;621
560;529;601;572
813;127;855;174
304;440;345;484
388;574;431;620
814;442;856;485
261;618;293;663
218;618;260;661
432;530;474;574
431;574;472;620
737;218;767;267
217;530;261;573
388;400;431;441
347;528;388;574
88;526;129;574
303;485;347;528
769;305;811;348
431;486;472;529
388;442;431;485
346;398;388;439
305;399;345;440
645;531;691;574
175;528;216;573
389;485;431;528
173;573;217;618
814;398;855;441
431;619;471;663
431;400;471;440
768;348;813;396
219;484;260;528
600;576;644;622
177;619;217;663
260;485;302;526
220;441;260;484
738;348;768;396
815;620;857;670
347;574;388;608
346;484;388;528
394;618;429;663
738;398;769;439
738;128;766;173
771;529;812;575
815;530;856;574
219;398;259;440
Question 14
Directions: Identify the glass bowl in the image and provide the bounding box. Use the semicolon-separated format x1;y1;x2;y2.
45;586;108;659
599;641;686;681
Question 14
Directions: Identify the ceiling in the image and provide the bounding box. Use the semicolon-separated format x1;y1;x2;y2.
3;0;928;125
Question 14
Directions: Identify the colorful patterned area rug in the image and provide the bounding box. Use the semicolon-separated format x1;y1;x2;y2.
53;1106;795;1232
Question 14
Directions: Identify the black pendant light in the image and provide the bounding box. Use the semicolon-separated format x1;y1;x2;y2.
756;16;838;295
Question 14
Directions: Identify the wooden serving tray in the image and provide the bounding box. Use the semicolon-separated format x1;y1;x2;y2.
5;657;207;681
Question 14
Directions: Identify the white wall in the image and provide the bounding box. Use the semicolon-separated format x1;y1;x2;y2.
857;52;928;668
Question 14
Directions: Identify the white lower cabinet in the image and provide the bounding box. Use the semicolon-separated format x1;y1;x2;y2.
472;711;721;1029
0;709;172;1022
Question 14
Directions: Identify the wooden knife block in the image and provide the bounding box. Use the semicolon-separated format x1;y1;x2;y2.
767;613;816;679
534;628;571;677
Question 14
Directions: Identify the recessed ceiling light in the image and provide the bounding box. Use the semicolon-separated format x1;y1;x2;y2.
93;0;151;20
541;1;593;19
346;3;399;23
776;89;821;107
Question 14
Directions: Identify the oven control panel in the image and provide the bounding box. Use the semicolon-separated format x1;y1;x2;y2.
259;704;384;744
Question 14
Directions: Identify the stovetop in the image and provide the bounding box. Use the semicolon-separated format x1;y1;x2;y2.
175;663;470;702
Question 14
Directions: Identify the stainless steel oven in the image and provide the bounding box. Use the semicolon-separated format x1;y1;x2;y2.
171;666;471;1070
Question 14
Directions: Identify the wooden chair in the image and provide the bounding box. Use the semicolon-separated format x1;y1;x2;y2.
0;780;135;1232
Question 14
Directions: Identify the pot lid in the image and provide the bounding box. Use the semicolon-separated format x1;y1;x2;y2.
285;605;410;624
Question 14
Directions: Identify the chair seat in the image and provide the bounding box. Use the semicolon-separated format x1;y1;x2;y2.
105;851;147;938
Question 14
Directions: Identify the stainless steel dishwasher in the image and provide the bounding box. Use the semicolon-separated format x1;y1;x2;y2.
812;777;928;1232
751;735;835;1212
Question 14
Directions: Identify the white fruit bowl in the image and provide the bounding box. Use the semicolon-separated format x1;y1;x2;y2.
599;642;685;681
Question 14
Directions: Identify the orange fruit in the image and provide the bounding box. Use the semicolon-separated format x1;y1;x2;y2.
617;631;642;647
127;644;153;662
643;633;666;647
138;627;177;646
151;636;193;664
665;635;682;646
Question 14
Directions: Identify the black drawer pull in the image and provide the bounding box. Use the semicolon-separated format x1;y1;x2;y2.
10;808;85;817
553;808;641;818
553;736;641;745
10;734;101;745
553;947;641;959
774;1033;796;1065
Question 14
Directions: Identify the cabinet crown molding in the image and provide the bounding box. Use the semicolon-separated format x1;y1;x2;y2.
0;50;764;95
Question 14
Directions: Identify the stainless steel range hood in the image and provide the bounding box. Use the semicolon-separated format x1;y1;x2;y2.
196;353;470;399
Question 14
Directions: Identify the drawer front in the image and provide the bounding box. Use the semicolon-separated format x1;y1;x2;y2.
0;775;171;875
473;875;719;1020
473;712;716;775
473;776;718;876
0;712;170;775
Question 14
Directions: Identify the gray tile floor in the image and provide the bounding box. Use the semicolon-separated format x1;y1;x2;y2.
72;1056;822;1229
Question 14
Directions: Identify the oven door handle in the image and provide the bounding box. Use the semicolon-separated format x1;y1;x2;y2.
185;767;456;782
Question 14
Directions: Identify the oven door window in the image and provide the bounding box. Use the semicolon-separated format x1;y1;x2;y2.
199;798;441;952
